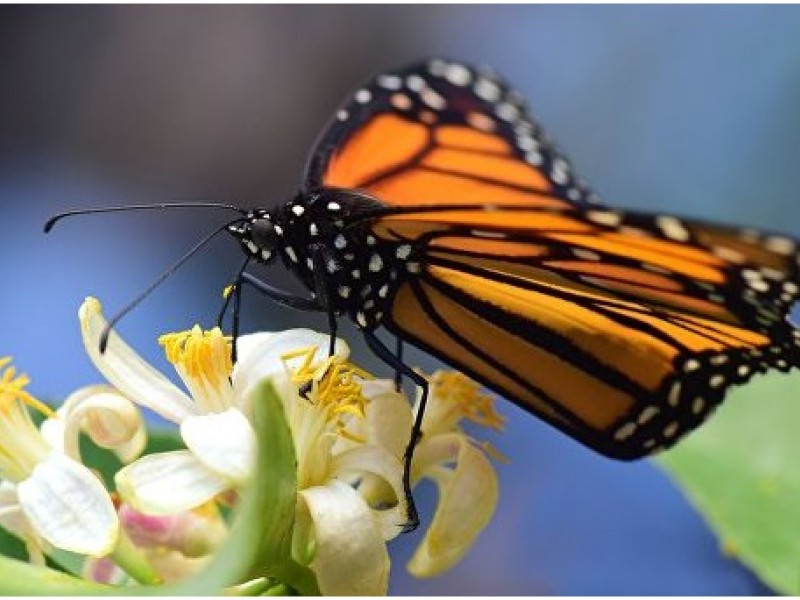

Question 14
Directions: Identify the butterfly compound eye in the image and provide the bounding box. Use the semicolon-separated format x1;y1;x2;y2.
251;218;278;252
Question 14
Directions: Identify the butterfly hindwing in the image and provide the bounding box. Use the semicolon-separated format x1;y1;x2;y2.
367;203;800;458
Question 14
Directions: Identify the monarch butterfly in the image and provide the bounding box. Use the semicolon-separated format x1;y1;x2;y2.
48;59;800;529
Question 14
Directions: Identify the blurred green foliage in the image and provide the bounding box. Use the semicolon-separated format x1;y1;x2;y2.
660;371;800;594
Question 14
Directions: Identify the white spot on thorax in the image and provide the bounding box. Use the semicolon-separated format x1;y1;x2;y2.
355;89;372;104
369;254;384;272
334;234;347;250
338;286;351;299
396;244;412;259
309;223;319;236
327;259;338;274
337;109;349;121
292;205;305;216
285;247;298;263
327;201;341;211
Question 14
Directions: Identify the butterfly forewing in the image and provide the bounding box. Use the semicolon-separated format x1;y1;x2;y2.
305;58;599;207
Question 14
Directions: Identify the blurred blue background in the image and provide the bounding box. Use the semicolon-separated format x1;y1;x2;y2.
2;5;800;594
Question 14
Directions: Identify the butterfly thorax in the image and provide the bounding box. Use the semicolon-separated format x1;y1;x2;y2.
236;189;419;330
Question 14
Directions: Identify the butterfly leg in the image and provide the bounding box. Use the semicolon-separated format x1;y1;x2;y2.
363;329;426;533
216;258;251;363
394;338;404;392
309;245;338;357
237;272;323;312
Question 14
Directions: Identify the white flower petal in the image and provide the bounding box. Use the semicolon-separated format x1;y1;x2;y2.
232;329;349;401
332;446;407;540
296;481;389;596
407;433;498;578
16;452;118;557
361;384;414;460
46;386;146;464
180;408;255;485
79;297;196;423
115;450;230;514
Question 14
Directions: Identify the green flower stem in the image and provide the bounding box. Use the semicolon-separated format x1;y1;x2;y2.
111;529;161;585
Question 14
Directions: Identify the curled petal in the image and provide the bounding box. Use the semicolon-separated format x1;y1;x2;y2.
79;297;196;424
115;450;230;515
296;481;389;596
407;433;498;578
16;452;119;557
232;329;349;402
46;386;146;464
180;409;255;485
331;446;407;540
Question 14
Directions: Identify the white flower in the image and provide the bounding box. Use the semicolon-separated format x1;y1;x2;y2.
79;298;406;594
354;371;503;578
0;357;120;559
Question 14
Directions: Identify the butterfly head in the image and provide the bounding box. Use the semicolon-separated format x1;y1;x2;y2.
228;209;281;264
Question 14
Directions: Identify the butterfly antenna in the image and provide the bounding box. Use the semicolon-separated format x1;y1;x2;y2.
44;202;247;233
98;219;244;353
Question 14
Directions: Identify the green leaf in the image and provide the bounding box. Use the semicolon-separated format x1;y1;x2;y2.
659;371;800;594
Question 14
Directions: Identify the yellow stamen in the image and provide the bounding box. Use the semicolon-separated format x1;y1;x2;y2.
0;357;55;418
159;326;233;381
281;346;373;426
432;371;506;431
